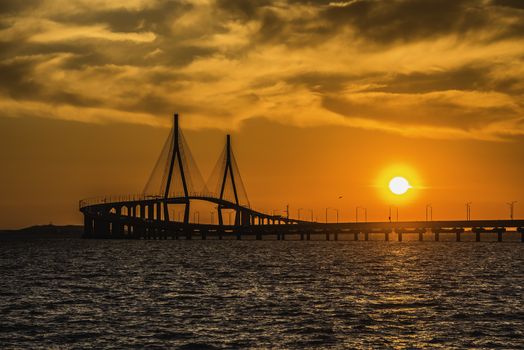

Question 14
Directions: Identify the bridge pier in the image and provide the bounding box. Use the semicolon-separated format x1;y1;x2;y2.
353;232;358;241
300;233;304;240
84;216;93;236
398;232;403;242
434;231;440;241
385;232;389;241
456;231;461;242
307;232;311;240
148;204;154;220
113;221;123;236
156;202;162;221
419;231;424;242
364;232;369;241
325;232;330;241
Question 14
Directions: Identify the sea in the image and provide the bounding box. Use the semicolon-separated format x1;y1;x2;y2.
0;238;522;349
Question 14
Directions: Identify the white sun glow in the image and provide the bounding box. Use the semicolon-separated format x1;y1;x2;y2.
389;176;411;195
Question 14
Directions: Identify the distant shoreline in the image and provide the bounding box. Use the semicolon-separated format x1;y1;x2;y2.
0;224;83;239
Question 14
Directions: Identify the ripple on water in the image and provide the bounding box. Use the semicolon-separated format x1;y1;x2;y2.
0;239;522;349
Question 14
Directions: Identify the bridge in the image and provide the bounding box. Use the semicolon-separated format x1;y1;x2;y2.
80;113;524;242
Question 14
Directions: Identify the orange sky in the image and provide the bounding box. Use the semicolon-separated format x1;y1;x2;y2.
1;0;524;228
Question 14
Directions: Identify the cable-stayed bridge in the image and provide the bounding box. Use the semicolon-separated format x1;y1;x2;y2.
80;114;524;242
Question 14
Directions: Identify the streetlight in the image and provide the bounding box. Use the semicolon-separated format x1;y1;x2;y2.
326;207;338;223
465;202;472;221
425;204;432;222
297;208;303;221
389;206;399;222
356;207;367;223
507;201;517;221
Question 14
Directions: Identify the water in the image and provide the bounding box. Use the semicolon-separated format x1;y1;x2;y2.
0;238;522;349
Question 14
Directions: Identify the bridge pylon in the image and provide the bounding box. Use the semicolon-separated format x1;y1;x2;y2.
218;135;242;226
163;113;190;224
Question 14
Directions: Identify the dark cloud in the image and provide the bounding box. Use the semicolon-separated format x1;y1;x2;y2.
322;95;517;130
0;0;42;15
215;0;270;20
0;58;102;107
491;0;524;9
51;1;191;35
321;0;490;44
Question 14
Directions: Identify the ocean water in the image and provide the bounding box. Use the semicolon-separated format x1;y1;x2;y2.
0;238;522;349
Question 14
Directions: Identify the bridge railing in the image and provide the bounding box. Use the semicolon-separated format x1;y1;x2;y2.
79;191;253;210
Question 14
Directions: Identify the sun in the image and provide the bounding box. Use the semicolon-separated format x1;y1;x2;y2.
389;176;411;195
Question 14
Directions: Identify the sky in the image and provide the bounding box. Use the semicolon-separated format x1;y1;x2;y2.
1;0;524;228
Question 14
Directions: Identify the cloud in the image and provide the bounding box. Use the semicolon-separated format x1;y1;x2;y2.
0;0;523;140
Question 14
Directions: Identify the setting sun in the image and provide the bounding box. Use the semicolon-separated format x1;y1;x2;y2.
389;177;412;195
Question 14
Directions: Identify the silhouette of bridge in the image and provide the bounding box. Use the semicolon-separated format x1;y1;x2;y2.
80;113;524;242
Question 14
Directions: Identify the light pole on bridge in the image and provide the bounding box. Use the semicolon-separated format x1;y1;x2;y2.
425;204;433;222
465;202;472;221
389;206;399;222
326;207;339;223
507;201;517;221
356;206;367;223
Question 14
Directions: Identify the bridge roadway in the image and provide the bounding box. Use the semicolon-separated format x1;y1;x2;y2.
81;196;524;242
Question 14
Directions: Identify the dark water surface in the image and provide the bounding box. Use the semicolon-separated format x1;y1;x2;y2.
0;239;522;349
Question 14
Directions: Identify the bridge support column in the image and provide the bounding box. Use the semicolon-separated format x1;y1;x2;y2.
476;231;481;242
184;201;190;225
385;232;389;241
354;232;358;241
365;232;369;241
398;232;403;242
497;230;503;242
201;230;207;240
300;232;304;240
435;231;440;242
148;204;154;220
520;228;524;242
112;221;123;236
419;231;424;242
456;231;461;242
83;215;93;236
306;232;311;240
281;232;285;240
94;218;110;236
156;202;162;221
140;204;145;219
325;232;330;241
